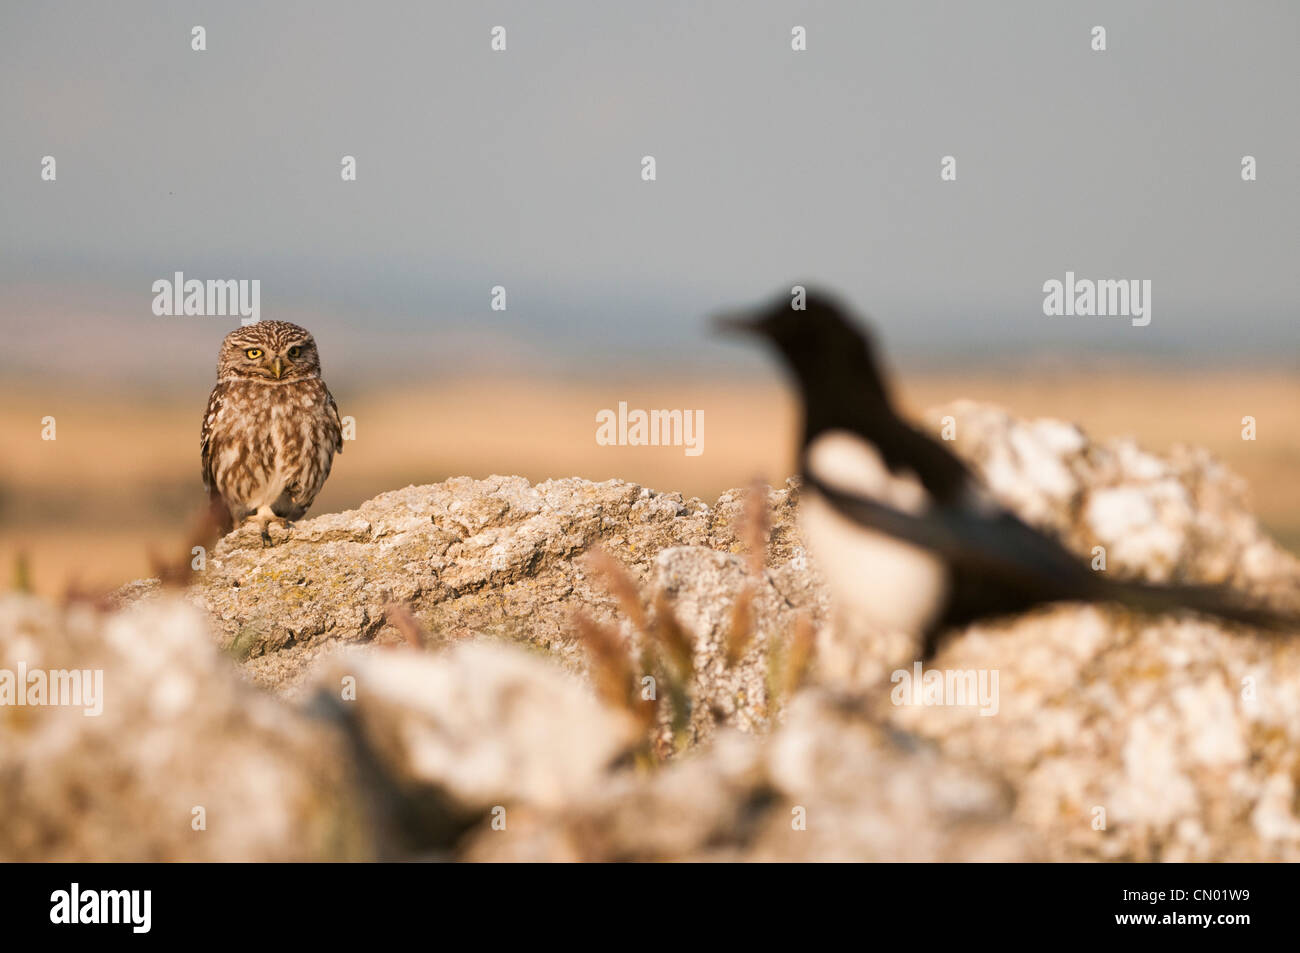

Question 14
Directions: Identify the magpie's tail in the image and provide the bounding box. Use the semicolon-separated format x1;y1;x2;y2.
1099;577;1300;634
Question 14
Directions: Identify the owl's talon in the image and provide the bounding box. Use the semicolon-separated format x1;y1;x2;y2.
240;507;292;547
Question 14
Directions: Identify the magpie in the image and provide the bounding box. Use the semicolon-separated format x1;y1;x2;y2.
717;287;1297;658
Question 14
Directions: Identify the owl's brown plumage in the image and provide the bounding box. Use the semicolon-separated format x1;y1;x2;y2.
201;321;342;540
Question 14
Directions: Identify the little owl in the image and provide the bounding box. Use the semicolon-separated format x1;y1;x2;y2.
201;321;343;543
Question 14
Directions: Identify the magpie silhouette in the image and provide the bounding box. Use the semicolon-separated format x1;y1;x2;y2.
718;287;1297;658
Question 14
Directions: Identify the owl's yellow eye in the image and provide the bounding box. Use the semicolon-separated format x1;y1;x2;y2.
245;348;263;360
287;346;301;359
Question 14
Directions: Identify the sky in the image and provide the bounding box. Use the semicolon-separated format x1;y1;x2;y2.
1;0;1297;386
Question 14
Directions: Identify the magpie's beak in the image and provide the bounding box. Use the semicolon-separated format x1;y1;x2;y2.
711;310;764;337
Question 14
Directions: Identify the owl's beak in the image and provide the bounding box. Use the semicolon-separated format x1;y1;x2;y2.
272;356;284;379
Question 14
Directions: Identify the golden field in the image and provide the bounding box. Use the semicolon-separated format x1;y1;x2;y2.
2;370;1297;596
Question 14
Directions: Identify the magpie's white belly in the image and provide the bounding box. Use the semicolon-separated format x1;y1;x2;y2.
801;431;949;635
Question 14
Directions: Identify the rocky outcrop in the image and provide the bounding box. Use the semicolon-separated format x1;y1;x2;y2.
132;474;825;749
4;402;1299;861
0;596;370;861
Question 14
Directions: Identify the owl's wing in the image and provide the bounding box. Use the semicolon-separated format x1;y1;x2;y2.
327;388;343;454
200;384;225;493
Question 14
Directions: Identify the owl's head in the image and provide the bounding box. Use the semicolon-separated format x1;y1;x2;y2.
217;321;323;382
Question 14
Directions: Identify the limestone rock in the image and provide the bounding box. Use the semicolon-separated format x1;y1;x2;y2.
0;595;370;861
6;401;1297;862
927;400;1296;592
320;642;636;813
180;477;814;705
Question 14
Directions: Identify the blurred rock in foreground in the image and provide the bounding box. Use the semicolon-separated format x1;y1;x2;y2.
3;402;1299;861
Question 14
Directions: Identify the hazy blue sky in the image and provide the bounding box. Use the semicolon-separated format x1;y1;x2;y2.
2;1;1296;384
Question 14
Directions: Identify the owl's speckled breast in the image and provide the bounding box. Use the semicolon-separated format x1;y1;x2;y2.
205;377;341;523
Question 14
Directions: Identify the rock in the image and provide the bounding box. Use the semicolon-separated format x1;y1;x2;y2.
321;643;636;813
652;545;827;743
927;400;1297;593
755;691;1033;861
461;691;1034;862
176;477;815;705
892;606;1300;860
5;401;1298;861
0;595;371;861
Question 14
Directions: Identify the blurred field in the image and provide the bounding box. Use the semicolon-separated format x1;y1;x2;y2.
3;370;1298;596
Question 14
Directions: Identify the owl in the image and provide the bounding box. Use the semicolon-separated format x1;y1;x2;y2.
201;321;343;543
